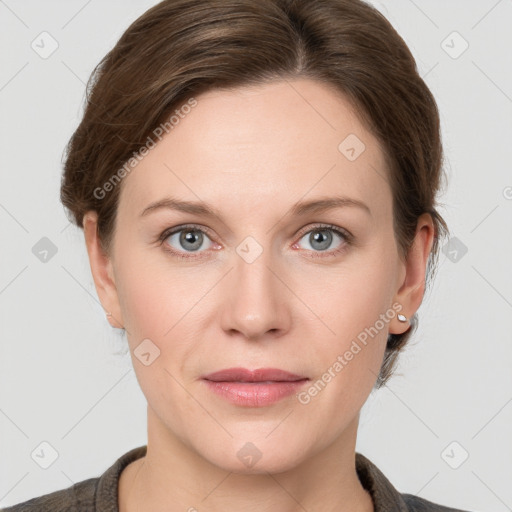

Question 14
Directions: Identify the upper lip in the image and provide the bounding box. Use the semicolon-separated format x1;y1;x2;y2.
202;367;308;382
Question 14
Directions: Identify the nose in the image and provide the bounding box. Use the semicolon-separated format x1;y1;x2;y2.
219;246;291;342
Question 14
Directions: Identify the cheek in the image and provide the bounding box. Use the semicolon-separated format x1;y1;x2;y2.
292;247;397;338
292;250;396;394
113;255;202;421
114;245;201;338
293;273;392;439
114;249;211;393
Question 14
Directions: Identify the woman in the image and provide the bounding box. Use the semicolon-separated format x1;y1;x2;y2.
3;0;473;510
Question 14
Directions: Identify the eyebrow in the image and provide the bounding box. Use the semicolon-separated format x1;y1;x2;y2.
140;195;371;219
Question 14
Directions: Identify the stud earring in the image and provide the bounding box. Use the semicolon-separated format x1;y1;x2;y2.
397;313;407;323
106;311;124;330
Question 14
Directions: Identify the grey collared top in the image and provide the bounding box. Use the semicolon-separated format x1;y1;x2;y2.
1;445;474;511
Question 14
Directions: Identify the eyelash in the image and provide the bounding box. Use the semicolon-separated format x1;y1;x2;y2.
157;223;353;260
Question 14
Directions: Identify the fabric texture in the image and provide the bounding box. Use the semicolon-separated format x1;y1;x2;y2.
1;445;472;511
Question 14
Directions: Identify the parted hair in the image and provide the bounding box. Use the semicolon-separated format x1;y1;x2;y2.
61;0;449;387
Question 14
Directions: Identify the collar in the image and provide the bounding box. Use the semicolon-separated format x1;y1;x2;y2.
95;445;409;511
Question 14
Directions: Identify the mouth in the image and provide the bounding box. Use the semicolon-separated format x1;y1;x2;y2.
201;367;309;407
203;367;307;382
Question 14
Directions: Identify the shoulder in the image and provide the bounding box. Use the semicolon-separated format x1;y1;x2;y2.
355;452;474;512
1;445;147;512
0;477;98;512
401;493;474;512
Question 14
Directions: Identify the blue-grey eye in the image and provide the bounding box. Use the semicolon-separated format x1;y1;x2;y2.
167;228;212;252
298;228;343;252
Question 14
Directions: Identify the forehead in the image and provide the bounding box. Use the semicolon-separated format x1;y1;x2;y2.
119;78;390;218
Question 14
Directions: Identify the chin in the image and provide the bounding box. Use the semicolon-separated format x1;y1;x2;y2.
195;435;312;475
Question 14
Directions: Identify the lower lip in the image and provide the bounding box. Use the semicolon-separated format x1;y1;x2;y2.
203;380;308;407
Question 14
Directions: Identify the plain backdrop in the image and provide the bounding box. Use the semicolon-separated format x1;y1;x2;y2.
1;1;511;510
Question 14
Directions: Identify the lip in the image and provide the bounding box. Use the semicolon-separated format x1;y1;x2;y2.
203;367;306;382
201;367;309;407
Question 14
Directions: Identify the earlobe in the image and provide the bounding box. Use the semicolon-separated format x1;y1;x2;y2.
83;211;124;329
389;213;435;335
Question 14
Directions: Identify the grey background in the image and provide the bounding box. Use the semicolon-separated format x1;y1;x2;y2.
1;1;511;510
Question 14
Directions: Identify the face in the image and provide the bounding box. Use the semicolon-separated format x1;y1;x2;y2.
88;79;425;474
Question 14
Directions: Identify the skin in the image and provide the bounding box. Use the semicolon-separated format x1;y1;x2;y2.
83;78;434;512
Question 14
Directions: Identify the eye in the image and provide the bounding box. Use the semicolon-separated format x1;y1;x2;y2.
293;224;351;257
158;223;352;260
159;224;217;259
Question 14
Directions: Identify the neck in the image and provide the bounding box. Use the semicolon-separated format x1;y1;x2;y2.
119;408;374;512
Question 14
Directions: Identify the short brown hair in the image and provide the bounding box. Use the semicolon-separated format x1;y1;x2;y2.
61;0;449;387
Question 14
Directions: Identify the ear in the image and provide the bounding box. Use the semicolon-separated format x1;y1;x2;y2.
83;211;124;329
389;212;436;335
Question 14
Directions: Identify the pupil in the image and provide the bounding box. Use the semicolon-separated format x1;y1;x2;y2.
181;230;202;251
311;230;331;251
